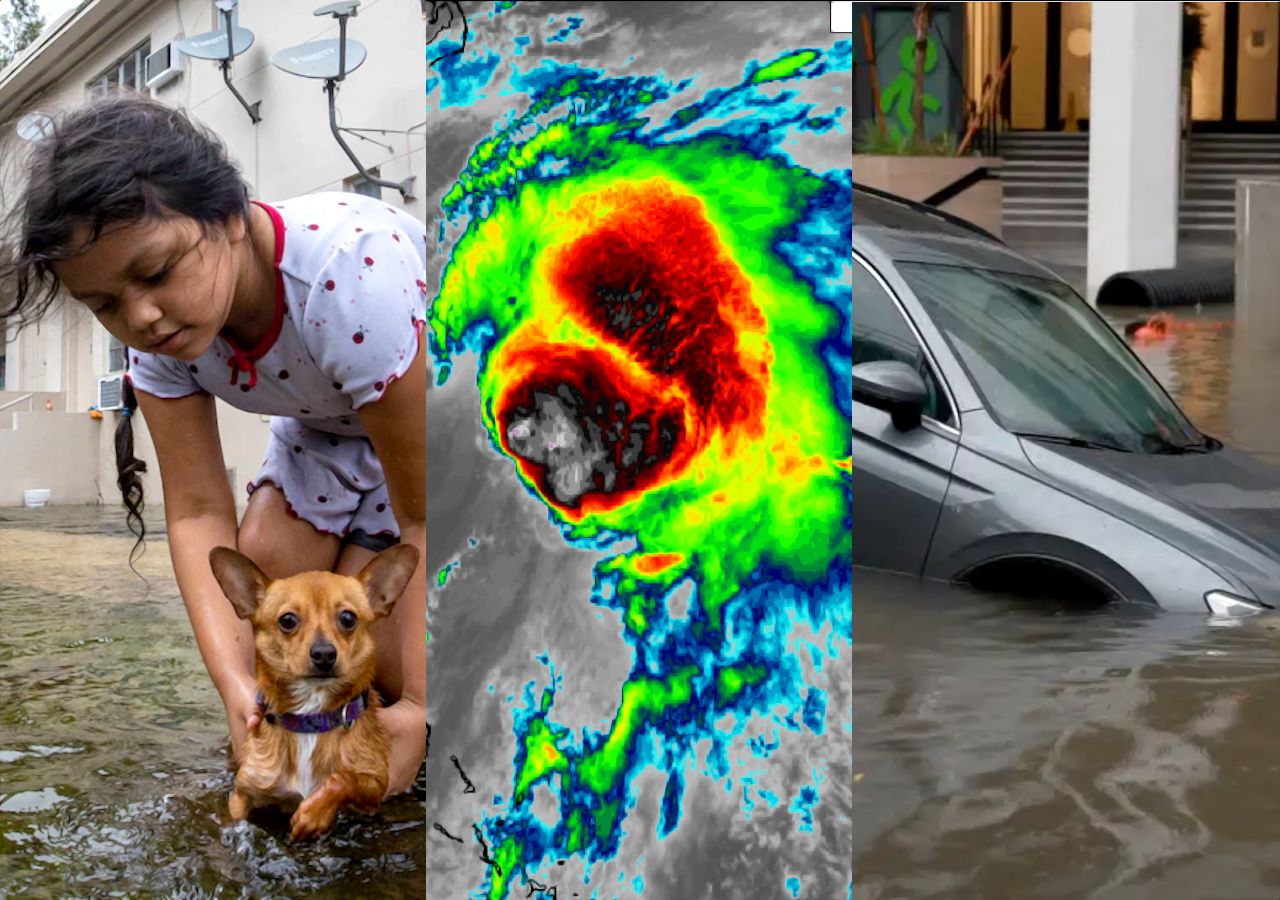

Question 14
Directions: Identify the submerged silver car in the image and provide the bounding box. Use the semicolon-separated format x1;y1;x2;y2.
853;185;1280;614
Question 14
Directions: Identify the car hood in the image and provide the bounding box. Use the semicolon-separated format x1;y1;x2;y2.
1020;439;1280;602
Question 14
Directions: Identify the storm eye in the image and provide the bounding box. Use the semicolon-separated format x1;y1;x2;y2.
338;610;357;631
278;612;299;633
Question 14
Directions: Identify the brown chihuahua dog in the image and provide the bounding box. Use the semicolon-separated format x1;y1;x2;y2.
209;543;419;842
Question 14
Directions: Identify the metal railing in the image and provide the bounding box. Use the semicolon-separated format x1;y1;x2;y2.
0;393;35;414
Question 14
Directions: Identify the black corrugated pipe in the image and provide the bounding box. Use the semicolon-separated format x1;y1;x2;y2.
1096;262;1234;308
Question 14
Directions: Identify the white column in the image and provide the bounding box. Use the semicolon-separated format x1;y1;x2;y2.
1086;1;1183;303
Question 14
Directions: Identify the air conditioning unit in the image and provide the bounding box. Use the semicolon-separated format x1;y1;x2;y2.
97;374;125;411
144;41;184;91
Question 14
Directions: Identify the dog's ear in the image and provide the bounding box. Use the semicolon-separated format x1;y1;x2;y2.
356;544;420;619
209;547;271;620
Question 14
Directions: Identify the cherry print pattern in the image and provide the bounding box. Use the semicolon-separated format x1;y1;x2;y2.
129;193;424;541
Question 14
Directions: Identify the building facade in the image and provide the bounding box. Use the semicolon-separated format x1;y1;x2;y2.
854;2;1280;300
855;2;1280;140
0;0;425;507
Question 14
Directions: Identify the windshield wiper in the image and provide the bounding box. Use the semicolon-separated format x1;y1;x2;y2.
1011;430;1133;453
1140;431;1216;454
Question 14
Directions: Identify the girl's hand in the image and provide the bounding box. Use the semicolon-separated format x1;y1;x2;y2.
225;676;262;766
375;698;427;798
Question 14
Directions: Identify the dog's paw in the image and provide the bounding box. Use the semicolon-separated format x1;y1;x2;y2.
289;798;337;842
228;789;251;821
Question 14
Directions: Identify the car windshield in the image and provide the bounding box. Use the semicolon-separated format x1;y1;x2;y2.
896;262;1205;452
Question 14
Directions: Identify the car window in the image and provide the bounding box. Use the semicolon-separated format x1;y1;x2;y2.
896;262;1202;451
853;257;953;425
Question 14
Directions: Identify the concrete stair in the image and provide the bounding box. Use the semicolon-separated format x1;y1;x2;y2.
1183;133;1280;242
999;130;1280;247
999;131;1088;245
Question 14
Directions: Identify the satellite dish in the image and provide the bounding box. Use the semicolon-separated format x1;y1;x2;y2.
16;112;54;142
270;39;366;80
314;0;359;16
176;5;261;124
268;0;413;200
176;25;254;61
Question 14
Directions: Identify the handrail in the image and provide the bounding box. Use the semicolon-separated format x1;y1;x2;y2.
959;45;1016;158
922;165;1000;207
0;392;34;413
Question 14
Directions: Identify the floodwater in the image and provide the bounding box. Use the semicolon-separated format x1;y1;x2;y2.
0;508;425;897
855;299;1280;898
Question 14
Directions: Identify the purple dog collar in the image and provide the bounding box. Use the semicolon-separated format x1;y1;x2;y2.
256;690;368;734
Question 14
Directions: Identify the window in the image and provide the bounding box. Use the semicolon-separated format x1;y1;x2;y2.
108;336;127;373
853;257;953;425
345;168;383;200
87;41;151;98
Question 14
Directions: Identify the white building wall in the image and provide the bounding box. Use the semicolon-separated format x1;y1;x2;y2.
0;0;425;507
1086;1;1183;302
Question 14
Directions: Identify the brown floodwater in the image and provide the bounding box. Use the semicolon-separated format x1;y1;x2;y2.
0;508;425;897
855;302;1280;899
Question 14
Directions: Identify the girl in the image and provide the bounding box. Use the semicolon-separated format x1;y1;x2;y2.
0;94;427;797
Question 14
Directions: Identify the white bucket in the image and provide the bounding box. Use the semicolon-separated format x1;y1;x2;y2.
23;489;51;508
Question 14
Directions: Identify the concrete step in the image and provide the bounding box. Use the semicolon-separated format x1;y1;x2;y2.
1005;211;1088;224
1181;198;1239;209
1179;222;1235;234
1185;171;1280;181
1003;224;1088;244
1181;211;1238;222
999;160;1088;172
1000;147;1089;159
1005;196;1087;209
1188;144;1280;154
1184;161;1280;173
1191;133;1280;142
1004;184;1089;199
1001;169;1088;180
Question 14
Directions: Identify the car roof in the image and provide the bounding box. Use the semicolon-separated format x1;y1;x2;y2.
853;184;1060;280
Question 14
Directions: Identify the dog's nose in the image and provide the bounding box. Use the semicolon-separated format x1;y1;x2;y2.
310;641;337;671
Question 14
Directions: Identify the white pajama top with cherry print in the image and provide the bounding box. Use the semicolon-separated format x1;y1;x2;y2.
127;192;427;545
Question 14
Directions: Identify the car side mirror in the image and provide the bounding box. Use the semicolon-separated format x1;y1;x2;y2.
852;360;928;431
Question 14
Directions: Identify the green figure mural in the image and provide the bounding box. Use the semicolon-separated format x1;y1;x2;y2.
879;33;941;141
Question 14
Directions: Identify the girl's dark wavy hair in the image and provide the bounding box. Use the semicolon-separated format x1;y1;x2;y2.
0;92;251;565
